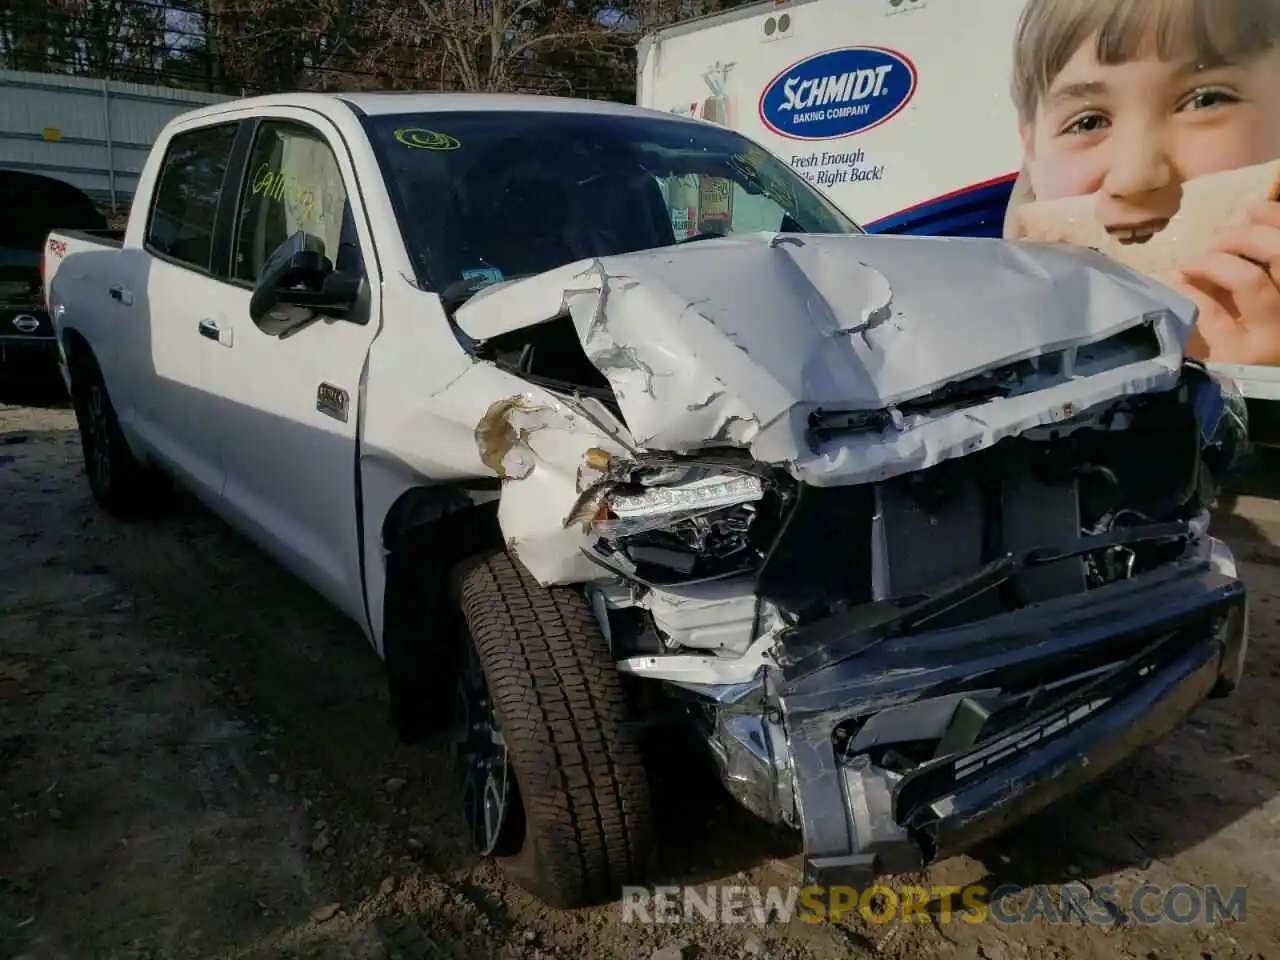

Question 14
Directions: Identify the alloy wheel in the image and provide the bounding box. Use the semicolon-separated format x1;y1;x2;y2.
455;638;523;857
84;383;112;491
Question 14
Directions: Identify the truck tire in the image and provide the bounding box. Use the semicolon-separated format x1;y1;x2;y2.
451;550;653;908
69;349;165;517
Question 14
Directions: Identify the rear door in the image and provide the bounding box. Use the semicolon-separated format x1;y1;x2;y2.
124;120;243;502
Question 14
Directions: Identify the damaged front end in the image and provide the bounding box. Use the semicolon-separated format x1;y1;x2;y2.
451;232;1251;886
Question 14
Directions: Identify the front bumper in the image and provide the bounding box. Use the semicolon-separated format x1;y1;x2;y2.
754;551;1246;888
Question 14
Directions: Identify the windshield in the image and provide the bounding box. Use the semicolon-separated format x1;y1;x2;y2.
363;110;862;292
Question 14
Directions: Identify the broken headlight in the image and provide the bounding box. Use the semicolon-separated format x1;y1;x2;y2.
591;466;774;584
601;472;764;533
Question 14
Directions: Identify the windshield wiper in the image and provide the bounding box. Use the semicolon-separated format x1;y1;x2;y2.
440;272;538;313
676;232;728;245
439;275;488;311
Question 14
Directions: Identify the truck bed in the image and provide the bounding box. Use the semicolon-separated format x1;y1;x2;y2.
43;228;129;335
53;228;125;249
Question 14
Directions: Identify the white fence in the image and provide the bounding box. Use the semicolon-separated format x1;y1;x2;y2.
0;69;233;213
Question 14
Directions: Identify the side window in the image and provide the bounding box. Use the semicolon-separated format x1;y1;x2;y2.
233;121;355;283
146;123;238;272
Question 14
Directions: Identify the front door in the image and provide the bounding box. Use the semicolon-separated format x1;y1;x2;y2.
202;112;380;626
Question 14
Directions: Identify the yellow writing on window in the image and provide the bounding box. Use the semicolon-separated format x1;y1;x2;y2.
251;162;316;217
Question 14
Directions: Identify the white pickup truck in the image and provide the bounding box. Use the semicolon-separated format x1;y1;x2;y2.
44;91;1251;910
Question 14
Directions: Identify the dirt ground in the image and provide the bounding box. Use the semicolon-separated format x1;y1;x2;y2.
1;392;1278;960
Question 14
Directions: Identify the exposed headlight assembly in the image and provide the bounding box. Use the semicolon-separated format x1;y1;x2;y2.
587;462;774;584
600;471;765;536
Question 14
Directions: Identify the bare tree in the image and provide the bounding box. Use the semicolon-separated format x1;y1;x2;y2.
0;0;54;71
618;0;753;34
363;0;618;93
1;0;744;102
1;0;83;74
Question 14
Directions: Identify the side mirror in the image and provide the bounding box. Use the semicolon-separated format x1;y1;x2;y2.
248;231;361;330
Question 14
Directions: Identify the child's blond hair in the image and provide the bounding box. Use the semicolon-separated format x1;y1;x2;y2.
1011;0;1280;122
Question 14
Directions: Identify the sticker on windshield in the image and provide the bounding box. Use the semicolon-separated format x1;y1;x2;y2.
394;127;462;151
462;266;504;285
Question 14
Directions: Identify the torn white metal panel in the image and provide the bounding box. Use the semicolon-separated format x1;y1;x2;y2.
791;356;1180;486
460;260;590;337
358;284;632;621
618;633;779;687
641;577;760;654
499;476;604;585
484;394;633;585
617;594;792;687
455;231;1197;485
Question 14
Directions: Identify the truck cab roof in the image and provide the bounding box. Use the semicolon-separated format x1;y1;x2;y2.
173;90;692;127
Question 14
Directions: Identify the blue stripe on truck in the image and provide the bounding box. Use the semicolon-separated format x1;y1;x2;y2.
863;172;1019;238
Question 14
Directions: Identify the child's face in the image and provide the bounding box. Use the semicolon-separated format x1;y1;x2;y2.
1022;36;1280;242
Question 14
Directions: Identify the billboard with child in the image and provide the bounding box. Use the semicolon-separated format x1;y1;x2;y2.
638;0;1280;378
1002;0;1280;370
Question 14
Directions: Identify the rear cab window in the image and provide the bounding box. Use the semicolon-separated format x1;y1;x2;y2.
146;123;240;273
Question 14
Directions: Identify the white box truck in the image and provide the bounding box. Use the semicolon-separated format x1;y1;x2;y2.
637;0;1027;238
636;0;1280;445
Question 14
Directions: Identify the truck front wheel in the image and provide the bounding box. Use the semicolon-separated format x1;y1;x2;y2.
451;550;653;908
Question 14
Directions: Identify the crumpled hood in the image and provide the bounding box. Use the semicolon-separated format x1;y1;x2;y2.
454;231;1197;484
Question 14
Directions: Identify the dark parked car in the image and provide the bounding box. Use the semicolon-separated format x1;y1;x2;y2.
0;172;107;392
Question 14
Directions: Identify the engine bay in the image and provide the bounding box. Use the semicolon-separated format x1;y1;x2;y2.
447;233;1246;674
579;364;1241;662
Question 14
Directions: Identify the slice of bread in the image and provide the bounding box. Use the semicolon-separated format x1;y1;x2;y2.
1010;158;1280;281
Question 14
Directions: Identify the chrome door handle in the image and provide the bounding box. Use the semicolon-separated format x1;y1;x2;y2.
198;318;234;347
